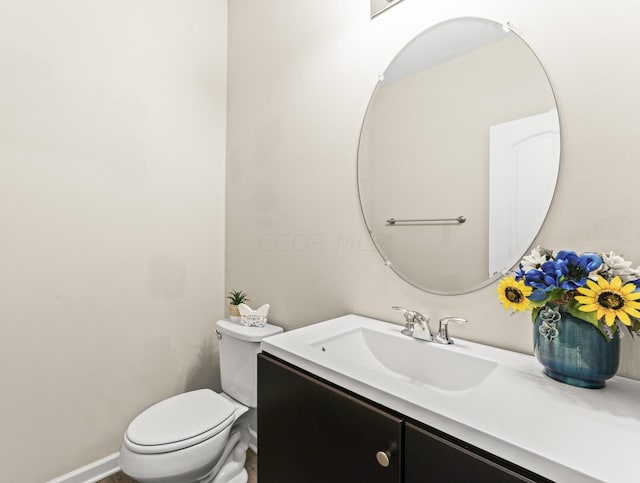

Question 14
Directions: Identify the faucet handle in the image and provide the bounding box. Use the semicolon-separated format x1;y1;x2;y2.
392;306;416;326
413;311;430;324
392;306;419;338
437;317;467;344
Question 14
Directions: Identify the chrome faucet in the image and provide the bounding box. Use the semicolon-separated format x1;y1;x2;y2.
392;306;433;341
436;317;468;344
393;308;468;344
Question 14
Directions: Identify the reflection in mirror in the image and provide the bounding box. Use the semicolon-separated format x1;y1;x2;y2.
371;0;404;18
357;18;560;295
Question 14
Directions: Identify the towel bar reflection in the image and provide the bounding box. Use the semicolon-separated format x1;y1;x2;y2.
386;216;466;226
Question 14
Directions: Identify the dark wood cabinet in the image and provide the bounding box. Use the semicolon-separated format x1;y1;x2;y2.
405;421;543;483
258;353;550;483
258;353;403;483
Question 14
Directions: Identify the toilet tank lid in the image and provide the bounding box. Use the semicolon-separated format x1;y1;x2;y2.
216;319;283;342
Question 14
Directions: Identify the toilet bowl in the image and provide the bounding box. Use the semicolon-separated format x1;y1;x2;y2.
119;319;283;483
119;390;249;483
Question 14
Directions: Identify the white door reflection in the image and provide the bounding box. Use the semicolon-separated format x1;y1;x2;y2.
488;110;560;277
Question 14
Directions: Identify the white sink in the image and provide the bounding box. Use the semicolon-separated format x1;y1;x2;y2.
261;314;499;400
308;327;497;392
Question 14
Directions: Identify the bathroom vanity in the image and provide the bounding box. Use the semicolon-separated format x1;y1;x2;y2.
257;315;640;482
258;353;544;482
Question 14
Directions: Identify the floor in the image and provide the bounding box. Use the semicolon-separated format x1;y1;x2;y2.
99;449;258;483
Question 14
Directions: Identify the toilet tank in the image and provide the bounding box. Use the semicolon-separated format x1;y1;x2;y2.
215;319;283;407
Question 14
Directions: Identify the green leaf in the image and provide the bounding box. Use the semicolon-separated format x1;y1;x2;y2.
531;306;542;323
226;290;249;305
529;288;563;310
565;300;617;341
566;300;598;327
547;288;565;303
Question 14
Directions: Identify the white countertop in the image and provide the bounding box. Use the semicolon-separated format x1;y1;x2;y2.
260;314;640;483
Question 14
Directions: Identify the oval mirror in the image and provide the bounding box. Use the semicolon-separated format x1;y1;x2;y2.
357;17;560;295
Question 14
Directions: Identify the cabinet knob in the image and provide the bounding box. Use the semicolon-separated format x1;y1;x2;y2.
376;450;391;467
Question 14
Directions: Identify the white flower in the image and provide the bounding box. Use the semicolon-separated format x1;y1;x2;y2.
520;246;548;272
599;251;640;283
602;251;631;271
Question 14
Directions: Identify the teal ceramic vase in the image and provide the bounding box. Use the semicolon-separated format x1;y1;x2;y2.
533;306;620;389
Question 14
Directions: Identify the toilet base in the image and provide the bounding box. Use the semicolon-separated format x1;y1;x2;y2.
205;422;250;483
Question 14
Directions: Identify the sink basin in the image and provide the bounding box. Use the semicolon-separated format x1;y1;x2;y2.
260;314;501;402
309;327;497;393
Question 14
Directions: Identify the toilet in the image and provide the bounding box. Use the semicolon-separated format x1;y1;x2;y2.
119;319;283;483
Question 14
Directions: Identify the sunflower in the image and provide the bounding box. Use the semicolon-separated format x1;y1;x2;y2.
575;276;640;326
497;277;532;312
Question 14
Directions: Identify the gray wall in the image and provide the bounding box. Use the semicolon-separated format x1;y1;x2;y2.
227;0;640;374
0;1;227;480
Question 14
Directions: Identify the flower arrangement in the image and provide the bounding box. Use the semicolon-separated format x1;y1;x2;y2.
497;247;640;339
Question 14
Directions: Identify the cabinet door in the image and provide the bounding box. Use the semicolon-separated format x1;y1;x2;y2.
405;422;546;483
258;354;403;483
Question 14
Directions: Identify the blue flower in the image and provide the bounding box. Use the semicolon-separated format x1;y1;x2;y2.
514;263;527;281
522;260;563;291
528;288;550;302
516;250;603;299
555;250;602;290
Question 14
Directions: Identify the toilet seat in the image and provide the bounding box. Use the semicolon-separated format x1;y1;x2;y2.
124;389;235;454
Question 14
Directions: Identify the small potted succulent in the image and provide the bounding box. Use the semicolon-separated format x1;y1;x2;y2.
226;290;250;322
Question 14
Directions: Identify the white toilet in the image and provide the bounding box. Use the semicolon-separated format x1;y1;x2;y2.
119;319;283;483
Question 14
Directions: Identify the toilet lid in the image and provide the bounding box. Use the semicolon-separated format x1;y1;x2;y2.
126;389;234;451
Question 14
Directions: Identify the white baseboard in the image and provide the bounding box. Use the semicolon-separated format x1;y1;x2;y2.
47;452;120;483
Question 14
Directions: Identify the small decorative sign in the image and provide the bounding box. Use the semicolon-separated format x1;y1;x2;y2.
238;303;270;328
